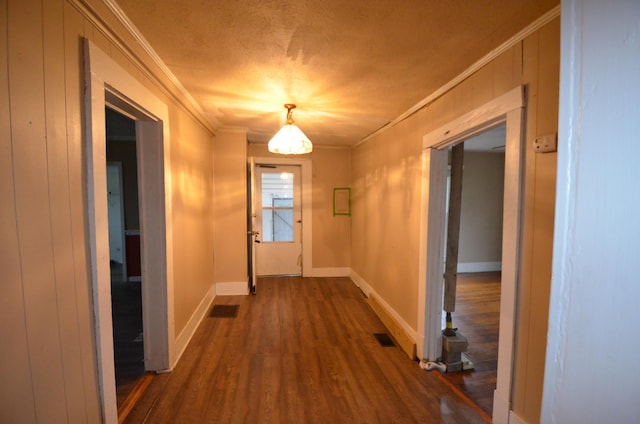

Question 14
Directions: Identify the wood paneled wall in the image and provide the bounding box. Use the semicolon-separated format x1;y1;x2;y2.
0;0;215;421
350;18;559;424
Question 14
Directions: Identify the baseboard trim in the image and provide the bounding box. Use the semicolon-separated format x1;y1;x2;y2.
509;410;527;424
216;281;250;296
457;261;502;273
349;269;417;359
349;269;373;297
311;267;350;277
173;283;216;367
493;389;511;424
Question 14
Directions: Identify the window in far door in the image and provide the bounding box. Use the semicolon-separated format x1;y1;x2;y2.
261;172;294;242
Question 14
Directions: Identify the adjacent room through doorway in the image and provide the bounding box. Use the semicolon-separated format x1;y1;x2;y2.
106;107;145;408
440;126;505;416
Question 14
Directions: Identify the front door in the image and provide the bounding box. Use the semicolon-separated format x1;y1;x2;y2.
255;164;302;276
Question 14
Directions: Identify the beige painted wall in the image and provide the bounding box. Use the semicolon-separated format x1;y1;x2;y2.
458;151;505;265
0;0;215;420
350;18;559;423
214;130;249;284
170;111;216;333
248;144;351;270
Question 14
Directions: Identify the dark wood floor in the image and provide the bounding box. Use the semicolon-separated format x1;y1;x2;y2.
111;277;145;409
124;276;488;423
442;272;500;417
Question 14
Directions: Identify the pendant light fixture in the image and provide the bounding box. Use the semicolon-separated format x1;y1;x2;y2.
268;103;313;155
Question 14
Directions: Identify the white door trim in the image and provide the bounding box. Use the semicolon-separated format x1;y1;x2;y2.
251;157;312;277
417;86;525;423
84;39;174;423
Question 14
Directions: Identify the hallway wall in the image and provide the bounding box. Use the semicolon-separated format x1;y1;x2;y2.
1;0;215;421
213;129;248;286
350;17;559;423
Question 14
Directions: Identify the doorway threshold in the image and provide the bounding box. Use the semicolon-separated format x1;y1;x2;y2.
117;372;155;424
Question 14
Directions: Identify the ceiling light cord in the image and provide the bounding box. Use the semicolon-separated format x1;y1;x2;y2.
285;103;296;125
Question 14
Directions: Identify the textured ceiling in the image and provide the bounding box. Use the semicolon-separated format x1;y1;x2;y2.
114;0;558;147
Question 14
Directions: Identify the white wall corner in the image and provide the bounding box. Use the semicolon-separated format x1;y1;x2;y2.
173;283;216;368
216;281;250;296
311;267;350;277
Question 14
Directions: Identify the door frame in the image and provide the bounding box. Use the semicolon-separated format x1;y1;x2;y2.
84;39;175;423
417;86;525;422
251;156;312;277
255;164;303;276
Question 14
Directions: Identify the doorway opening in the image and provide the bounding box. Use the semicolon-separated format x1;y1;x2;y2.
440;126;506;416
84;39;174;423
255;164;302;276
106;108;145;408
417;86;525;423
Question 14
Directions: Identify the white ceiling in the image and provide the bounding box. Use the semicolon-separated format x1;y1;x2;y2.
113;0;558;147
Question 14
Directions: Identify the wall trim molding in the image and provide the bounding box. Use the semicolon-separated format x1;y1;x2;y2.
173;284;216;369
216;281;250;296
458;261;502;273
70;0;215;134
493;391;511;424
509;410;528;424
311;267;350;277
349;269;373;297
349;270;418;359
355;4;560;147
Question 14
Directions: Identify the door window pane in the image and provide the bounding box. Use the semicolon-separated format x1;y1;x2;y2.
261;172;294;242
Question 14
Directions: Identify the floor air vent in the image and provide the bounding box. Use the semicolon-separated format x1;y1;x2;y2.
374;333;396;347
210;304;239;318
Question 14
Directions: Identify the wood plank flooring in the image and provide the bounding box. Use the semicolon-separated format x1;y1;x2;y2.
442;272;500;417
111;278;145;409
125;276;488;423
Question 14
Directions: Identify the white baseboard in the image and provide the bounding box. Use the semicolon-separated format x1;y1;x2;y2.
349;269;373;297
311;267;350;277
174;283;216;366
457;261;502;273
216;281;250;296
348;269;418;344
493;389;511;424
509;410;527;424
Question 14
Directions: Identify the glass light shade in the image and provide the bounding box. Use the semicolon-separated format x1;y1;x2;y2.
268;124;313;155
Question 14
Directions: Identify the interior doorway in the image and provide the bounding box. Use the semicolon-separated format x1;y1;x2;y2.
106;108;145;408
84;39;174;423
417;86;525;423
440;127;506;416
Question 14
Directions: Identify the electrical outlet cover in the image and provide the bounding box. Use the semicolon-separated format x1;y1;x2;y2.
534;133;557;153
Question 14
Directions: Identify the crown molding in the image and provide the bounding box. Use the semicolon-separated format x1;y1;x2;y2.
354;4;561;148
69;0;217;134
